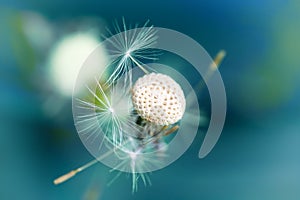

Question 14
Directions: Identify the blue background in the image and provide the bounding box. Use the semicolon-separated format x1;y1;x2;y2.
0;0;300;199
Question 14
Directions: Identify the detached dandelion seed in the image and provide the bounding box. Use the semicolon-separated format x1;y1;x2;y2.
104;19;158;87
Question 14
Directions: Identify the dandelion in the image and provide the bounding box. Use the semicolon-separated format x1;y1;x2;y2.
53;19;226;193
54;21;184;192
72;73;183;191
58;77;181;190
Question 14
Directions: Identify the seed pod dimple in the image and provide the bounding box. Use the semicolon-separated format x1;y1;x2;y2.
131;73;186;125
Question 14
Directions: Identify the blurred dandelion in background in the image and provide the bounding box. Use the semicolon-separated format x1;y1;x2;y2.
48;32;107;96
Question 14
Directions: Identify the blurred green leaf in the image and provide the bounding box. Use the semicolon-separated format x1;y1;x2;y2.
9;12;37;74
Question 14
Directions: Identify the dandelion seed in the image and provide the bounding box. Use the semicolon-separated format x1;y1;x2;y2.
103;19;158;87
76;77;137;147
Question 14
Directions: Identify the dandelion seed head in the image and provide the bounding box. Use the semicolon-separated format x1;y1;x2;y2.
132;73;186;125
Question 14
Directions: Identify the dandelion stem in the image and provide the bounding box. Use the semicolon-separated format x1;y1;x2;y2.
128;54;149;74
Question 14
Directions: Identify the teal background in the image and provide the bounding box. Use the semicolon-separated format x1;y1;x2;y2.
0;0;300;199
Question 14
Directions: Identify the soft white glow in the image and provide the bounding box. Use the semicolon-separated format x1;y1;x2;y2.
48;32;107;96
129;152;138;160
109;107;114;113
125;50;131;58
